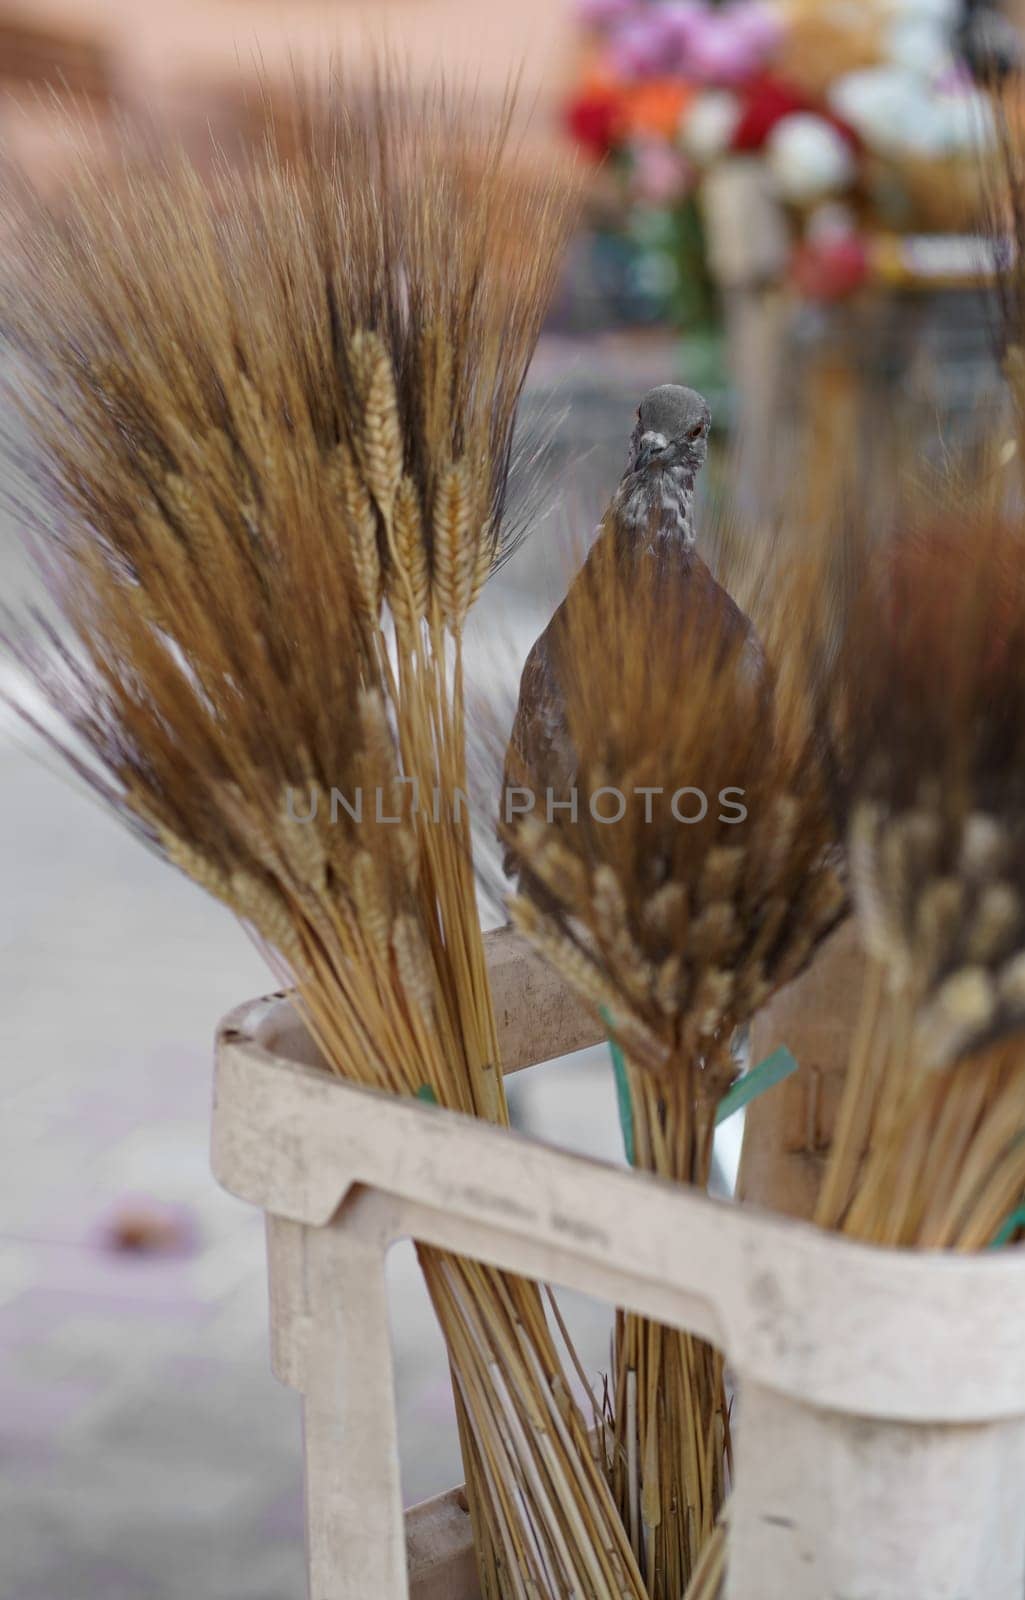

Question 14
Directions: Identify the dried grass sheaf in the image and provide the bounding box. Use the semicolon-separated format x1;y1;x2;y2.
499;525;846;1593
812;487;1025;1248
0;88;650;1600
806;91;1025;1249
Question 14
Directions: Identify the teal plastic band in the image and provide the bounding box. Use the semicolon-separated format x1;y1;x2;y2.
989;1205;1025;1249
416;1084;439;1105
601;1009;636;1167
715;1046;799;1126
602;1015;797;1166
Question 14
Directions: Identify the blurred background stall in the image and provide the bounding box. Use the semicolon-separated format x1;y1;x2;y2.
564;0;1013;492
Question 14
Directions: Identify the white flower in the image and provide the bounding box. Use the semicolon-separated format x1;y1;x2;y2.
679;91;741;165
886;16;954;78
829;66;941;156
831;62;997;160
876;0;958;21
765;113;856;204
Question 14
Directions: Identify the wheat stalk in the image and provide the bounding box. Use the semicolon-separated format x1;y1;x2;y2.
681;1523;727;1600
0;83;656;1600
804;433;1025;1252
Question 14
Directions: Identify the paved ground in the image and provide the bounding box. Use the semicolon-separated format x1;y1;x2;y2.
1;340;744;1600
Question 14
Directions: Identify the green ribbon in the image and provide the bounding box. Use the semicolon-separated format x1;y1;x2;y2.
714;1047;799;1126
602;1009;798;1169
989;1206;1025;1249
416;1084;439;1105
604;1020;636;1168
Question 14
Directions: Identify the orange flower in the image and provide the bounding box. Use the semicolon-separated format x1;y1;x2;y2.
577;44;624;97
621;79;696;140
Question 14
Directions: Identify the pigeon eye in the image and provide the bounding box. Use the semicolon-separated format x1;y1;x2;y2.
687;423;704;440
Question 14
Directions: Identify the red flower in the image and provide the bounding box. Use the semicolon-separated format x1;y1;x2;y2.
792;235;869;302
567;88;624;158
732;74;861;156
732;75;809;152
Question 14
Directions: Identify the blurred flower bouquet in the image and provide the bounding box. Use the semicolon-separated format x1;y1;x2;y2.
566;0;998;316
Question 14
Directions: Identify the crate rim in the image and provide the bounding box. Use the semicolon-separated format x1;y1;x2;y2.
213;986;1025;1426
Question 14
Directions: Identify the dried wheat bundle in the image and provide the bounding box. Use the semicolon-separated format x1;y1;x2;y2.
499;529;845;1593
811;492;1025;1247
0;88;651;1600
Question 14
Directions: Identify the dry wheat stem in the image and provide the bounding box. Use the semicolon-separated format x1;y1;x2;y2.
610;1054;731;1599
819;959;1025;1249
0;85;657;1600
681;1523;727;1600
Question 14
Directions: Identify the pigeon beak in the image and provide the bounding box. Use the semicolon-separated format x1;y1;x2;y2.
634;432;668;472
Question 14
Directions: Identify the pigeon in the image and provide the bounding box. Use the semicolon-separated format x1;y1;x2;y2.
502;384;769;875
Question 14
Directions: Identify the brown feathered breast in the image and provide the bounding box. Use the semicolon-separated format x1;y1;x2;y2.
503;532;772;876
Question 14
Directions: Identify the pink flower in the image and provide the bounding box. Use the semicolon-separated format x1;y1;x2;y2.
610;13;681;79
727;2;784;56
670;2;782;86
686;16;761;86
657;1;704;50
630;140;693;204
575;0;638;27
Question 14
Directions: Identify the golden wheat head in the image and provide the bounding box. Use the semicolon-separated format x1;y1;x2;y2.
0;81;579;1104
813;480;1025;1070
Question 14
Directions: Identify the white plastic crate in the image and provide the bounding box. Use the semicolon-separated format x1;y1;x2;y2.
212;927;1025;1600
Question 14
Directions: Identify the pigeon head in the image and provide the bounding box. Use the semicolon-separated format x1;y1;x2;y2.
627;385;711;478
616;385;711;549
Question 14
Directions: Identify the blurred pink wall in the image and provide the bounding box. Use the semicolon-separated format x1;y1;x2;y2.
8;0;574;116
